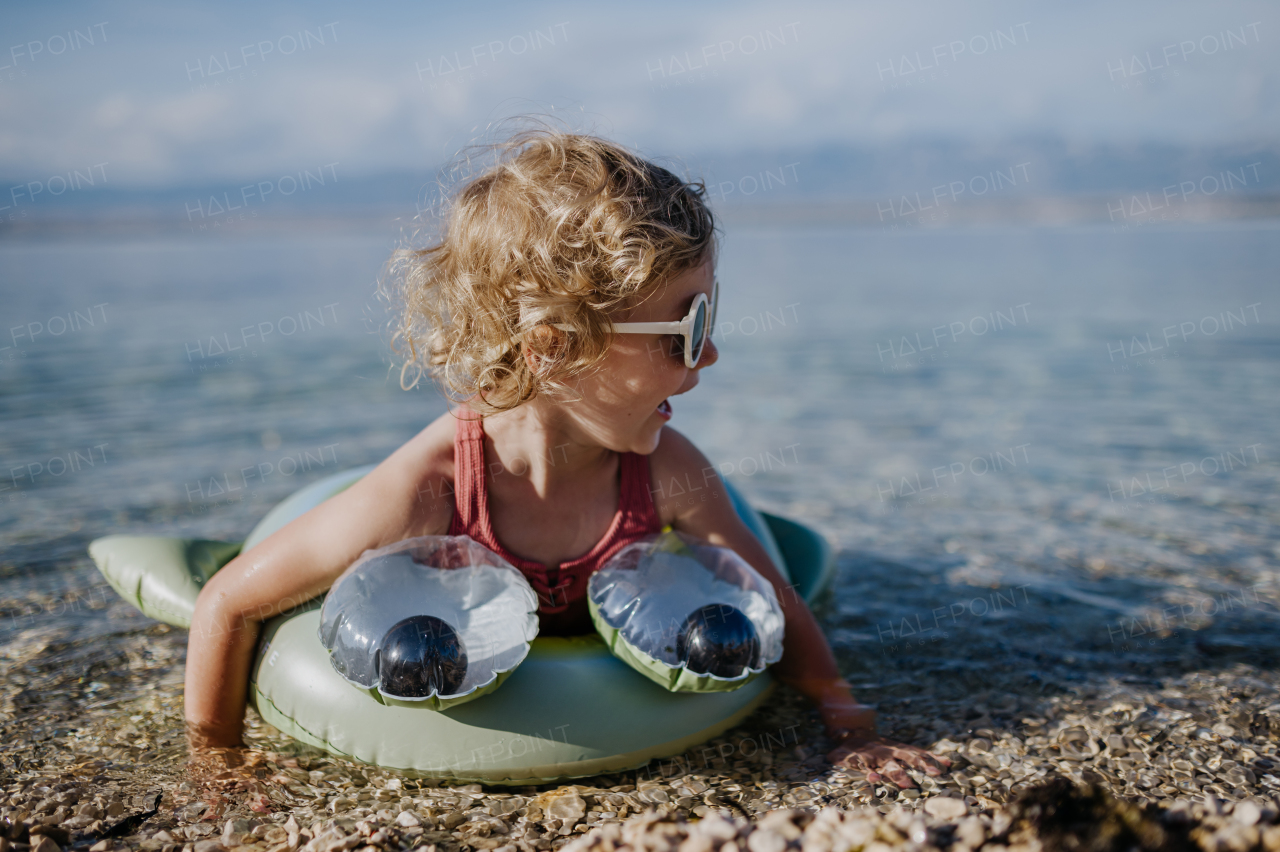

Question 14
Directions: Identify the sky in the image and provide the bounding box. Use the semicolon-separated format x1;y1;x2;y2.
0;0;1275;187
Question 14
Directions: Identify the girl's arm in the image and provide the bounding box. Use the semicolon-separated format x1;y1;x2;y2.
649;428;949;787
185;421;456;749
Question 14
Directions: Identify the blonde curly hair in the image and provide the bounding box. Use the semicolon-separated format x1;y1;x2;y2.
381;126;717;415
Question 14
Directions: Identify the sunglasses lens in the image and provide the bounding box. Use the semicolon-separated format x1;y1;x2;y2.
689;300;707;366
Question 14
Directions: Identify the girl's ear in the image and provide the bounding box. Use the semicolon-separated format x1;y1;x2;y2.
521;325;567;376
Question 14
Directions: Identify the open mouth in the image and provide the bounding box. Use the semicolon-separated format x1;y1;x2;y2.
656;399;673;420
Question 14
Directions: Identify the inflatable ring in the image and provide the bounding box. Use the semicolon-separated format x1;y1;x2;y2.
89;465;835;783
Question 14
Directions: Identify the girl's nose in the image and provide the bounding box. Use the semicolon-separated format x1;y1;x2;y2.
696;338;719;370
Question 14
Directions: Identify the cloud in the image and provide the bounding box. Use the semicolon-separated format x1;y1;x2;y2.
0;0;1274;186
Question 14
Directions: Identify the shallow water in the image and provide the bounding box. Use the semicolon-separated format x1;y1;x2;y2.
1;220;1278;801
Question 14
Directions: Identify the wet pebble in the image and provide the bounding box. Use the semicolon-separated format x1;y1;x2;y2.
924;796;968;820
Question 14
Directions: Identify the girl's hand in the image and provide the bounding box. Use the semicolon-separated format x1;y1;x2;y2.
791;677;952;788
184;747;274;818
827;732;952;789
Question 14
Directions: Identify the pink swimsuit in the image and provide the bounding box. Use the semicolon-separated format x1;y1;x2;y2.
446;406;663;635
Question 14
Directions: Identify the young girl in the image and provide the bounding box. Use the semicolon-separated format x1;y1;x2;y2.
185;128;948;790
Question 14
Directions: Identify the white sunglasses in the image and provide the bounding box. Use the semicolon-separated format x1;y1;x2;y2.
551;279;720;368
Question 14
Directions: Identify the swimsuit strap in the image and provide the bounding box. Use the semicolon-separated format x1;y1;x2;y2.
445;405;661;613
445;406;486;535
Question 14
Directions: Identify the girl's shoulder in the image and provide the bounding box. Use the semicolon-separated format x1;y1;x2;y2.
365;408;461;537
645;426;725;529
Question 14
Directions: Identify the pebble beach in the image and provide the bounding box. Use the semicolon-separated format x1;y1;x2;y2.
7;574;1280;852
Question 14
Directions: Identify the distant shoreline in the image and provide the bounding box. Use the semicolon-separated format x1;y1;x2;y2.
2;195;1278;240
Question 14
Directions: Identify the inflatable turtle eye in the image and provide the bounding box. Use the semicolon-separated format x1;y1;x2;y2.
677;604;762;678
588;531;784;692
319;535;538;708
377;615;469;698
